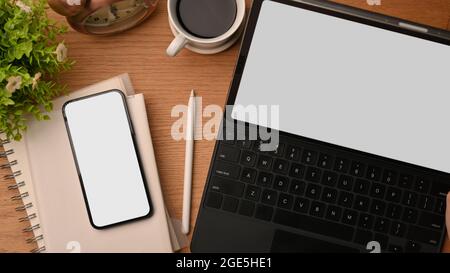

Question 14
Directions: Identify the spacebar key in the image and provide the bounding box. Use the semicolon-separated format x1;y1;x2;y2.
273;209;355;241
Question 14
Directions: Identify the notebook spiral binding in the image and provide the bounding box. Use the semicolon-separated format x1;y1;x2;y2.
0;133;45;253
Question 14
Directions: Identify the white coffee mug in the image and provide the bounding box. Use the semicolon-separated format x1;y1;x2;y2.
166;0;246;56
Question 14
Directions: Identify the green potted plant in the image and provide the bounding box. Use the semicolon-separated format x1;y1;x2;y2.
0;0;72;141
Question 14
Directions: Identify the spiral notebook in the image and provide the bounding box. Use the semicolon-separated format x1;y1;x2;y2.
0;74;177;252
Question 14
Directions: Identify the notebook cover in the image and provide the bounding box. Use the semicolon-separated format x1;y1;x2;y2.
3;74;173;252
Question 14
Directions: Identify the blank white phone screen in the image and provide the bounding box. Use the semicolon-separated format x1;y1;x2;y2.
64;91;150;228
232;1;450;173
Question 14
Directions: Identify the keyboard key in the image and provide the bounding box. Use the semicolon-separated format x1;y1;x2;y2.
253;140;273;152
273;209;355;241
289;163;305;179
416;196;434;212
255;204;274;221
301;150;318;165
293;197;310;213
374;217;390;233
278;193;294;209
240;168;257;184
310;201;326;217
407;225;440;245
350;161;365;177
337;175;354;191
213;161;241;179
270;143;285;157
402;191;418;207
405;241;422;253
358;213;374;229
325;205;342;221
370;199;386;216
386;187;402;203
289;180;306;196
253;140;269;152
342;209;358;225
210;176;245;197
217;145;240;162
273;159;289;174
414;177;431;194
374;233;389;250
240;150;257;166
321;187;338;204
318;153;333;169
388;245;403;253
366;166;381;181
261;189;277;206
321;171;337;187
305;167;321;183
257;155;273;170
418;211;445;230
386;204;402;219
382;170;397;185
306;184;322;200
253;140;274;152
273;176;289;192
239;200;255;216
430;181;450;197
370;183;386;199
222;196;239;213
338;191;354;208
354;229;373;246
334;157;350;173
236;140;253;149
205;192;223;209
398;173;414;189
402;208;418;224
286;146;301;161
257;172;273;187
390;222;407;237
354;196;370;212
245;185;261;201
435;198;446;215
354;179;370;194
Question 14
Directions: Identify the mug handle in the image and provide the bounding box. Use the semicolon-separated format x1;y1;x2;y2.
166;34;188;57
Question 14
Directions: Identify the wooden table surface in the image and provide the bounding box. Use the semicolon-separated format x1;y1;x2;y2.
1;0;449;253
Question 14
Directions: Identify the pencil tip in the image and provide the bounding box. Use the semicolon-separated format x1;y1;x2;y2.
190;90;195;97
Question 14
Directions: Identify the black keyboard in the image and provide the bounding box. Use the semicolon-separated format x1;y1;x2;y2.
203;135;450;252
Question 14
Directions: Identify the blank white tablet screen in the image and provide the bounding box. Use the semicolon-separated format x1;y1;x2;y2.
64;91;150;228
232;1;450;173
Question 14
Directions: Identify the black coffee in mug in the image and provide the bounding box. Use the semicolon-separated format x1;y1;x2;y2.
177;0;237;39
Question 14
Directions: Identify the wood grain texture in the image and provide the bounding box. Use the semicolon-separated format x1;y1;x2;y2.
0;0;449;253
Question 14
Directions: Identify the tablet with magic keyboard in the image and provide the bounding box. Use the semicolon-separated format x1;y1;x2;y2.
192;0;450;252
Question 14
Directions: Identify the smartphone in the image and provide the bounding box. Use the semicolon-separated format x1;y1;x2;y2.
63;90;151;229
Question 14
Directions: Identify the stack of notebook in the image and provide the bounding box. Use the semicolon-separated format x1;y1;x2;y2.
1;74;179;252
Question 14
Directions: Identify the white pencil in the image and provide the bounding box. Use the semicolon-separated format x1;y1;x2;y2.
182;90;195;234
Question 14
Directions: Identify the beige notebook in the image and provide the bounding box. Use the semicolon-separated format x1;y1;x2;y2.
1;74;174;252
